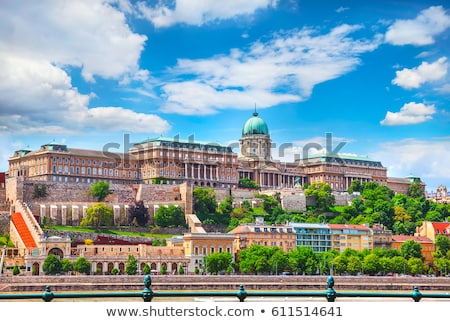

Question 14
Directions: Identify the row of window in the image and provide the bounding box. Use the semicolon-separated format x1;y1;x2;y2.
193;246;231;255
51;165;138;178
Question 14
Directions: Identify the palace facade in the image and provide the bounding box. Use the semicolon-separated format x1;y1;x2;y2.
7;112;421;193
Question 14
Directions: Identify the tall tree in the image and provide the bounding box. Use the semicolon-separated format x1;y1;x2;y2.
125;254;138;275
154;205;186;227
434;234;450;258
128;200;150;226
193;187;217;215
304;182;335;212
80;203;113;229
61;258;73;274
204;252;233;274
43;254;62;275
401;240;424;260
408;180;425;198
348;179;362;194
74;257;91;274
288;246;318;275
89;181;112;201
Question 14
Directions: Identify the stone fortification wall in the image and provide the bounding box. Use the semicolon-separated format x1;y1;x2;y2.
230;189;257;201
20;181;136;204
0;187;7;211
139;184;182;202
281;194;307;211
6;178;188;205
334;193;358;206
0;213;10;234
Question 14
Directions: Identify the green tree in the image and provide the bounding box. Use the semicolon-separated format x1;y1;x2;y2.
434;257;450;276
346;255;362;275
238;177;259;189
43;254;62;275
304;182;335;212
154;205;186;227
125;254;138;275
408;180;424;198
193;187;218;215
12;265;20;276
348;179;362;194
391;256;408;274
143;263;151;275
407;257;424;275
262;195;280;215
238;244;279;274
61;258;73;274
362;253;381;275
332;255;348;275
205;252;233;274
80;203;113;229
434;234;450;258
289;246;318;275
218;195;233;216
74;257;91;274
89;181;112;202
401;240;423;260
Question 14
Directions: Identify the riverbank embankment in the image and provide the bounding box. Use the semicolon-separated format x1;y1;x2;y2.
1;275;450;293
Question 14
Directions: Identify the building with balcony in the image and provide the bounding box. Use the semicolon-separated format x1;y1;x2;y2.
328;224;373;252
289;222;332;252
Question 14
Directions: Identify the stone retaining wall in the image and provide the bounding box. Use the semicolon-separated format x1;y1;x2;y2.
2;275;450;292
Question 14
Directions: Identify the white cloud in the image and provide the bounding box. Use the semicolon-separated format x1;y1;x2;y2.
380;102;436;126
0;50;170;135
436;83;450;94
85;107;170;133
0;0;148;82
336;6;349;13
385;6;450;46
161;25;382;114
371;137;450;191
392;57;448;89
0;0;171;135
137;0;278;27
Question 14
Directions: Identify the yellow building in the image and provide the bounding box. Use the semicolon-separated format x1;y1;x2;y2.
182;233;235;273
328;224;373;252
228;217;296;253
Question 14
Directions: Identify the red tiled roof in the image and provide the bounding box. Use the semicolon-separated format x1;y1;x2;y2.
328;224;370;231
431;222;450;234
392;234;433;244
11;212;37;248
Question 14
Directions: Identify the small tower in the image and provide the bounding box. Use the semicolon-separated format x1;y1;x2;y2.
239;111;271;162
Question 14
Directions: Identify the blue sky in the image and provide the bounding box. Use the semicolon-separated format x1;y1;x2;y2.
0;0;449;192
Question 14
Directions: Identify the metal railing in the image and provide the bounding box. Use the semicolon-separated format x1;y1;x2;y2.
1;275;450;302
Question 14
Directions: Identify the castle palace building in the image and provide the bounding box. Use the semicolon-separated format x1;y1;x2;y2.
7;112;418;193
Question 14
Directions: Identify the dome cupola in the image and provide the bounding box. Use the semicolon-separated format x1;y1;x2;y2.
242;112;269;136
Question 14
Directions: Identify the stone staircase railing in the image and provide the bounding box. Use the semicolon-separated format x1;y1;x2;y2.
15;200;43;245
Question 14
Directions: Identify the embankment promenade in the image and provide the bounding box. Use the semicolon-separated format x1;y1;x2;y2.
1;275;450;293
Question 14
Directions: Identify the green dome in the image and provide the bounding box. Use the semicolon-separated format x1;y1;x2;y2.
242;112;269;136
